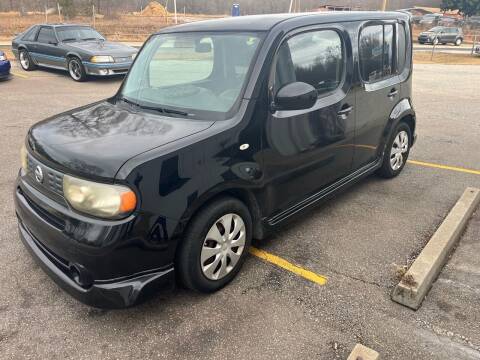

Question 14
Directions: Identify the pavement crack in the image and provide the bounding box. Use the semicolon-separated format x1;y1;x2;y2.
322;266;384;288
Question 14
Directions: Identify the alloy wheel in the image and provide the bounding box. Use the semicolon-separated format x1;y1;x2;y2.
390;130;409;171
200;213;246;281
69;59;82;80
20;51;29;69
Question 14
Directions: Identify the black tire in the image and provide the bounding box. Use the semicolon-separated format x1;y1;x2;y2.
19;49;36;71
418;41;424;45
68;57;87;82
455;38;462;46
376;122;412;179
176;197;252;293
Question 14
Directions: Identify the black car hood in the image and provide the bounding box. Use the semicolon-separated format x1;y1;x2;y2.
28;101;215;179
66;41;137;56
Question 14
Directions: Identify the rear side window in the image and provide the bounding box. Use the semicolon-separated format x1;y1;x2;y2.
359;24;395;82
275;30;344;96
37;27;56;44
397;23;406;73
22;26;38;41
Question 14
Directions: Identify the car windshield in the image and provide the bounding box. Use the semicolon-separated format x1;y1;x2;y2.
120;32;263;120
428;27;443;32
56;26;104;42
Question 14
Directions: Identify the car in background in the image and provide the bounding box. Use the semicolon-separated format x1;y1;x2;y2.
474;44;480;55
11;24;137;82
0;50;11;80
419;13;443;26
418;26;463;45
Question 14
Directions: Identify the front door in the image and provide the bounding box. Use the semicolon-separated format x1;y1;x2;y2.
262;26;355;217
35;26;65;68
354;22;401;169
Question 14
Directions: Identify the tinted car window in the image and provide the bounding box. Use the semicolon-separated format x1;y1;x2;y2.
56;26;104;42
383;24;394;77
22;26;38;41
37;27;56;44
275;30;343;96
359;24;395;82
397;23;406;73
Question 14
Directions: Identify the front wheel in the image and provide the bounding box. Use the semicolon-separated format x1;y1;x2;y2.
68;57;87;82
455;38;462;46
176;197;252;293
433;38;439;45
377;123;412;178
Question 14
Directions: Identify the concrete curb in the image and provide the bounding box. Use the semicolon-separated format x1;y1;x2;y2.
347;344;380;360
392;187;480;310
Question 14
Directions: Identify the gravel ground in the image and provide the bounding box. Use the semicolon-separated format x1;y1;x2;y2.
0;63;479;359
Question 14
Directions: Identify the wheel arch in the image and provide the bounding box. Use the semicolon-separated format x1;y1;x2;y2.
179;186;265;241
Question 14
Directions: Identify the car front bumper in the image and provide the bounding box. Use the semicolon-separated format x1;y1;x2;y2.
14;173;175;308
83;61;132;76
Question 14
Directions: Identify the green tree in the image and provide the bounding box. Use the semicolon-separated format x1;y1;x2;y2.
441;0;480;18
58;0;76;19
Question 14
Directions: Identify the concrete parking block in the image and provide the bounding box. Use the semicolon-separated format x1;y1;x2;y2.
392;187;480;310
347;344;380;360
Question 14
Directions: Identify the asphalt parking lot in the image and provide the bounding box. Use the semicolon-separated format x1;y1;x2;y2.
1;63;479;359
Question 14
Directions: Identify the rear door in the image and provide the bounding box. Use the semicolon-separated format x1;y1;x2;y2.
262;25;355;217
353;21;400;169
35;26;65;68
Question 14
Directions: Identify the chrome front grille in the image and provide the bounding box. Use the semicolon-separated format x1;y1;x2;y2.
26;154;64;196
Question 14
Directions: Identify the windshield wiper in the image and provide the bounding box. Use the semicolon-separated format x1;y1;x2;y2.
118;97;190;117
82;37;99;41
62;38;77;42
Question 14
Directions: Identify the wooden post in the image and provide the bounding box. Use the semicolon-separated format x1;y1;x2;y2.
92;4;95;28
45;4;48;23
57;2;62;22
174;0;177;24
381;0;388;11
288;0;293;13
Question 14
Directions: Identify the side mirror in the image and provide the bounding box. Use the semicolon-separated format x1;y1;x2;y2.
273;82;317;111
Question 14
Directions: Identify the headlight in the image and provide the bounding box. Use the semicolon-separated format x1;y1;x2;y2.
90;55;114;63
20;143;28;172
0;53;7;61
63;175;137;219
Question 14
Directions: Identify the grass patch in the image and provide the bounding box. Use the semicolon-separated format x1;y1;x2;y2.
414;51;480;65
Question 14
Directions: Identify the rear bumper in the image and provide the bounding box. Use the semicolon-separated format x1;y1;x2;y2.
0;60;11;79
83;61;132;76
17;219;175;308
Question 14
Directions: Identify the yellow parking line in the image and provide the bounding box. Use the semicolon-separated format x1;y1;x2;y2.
408;160;480;176
11;71;29;79
249;246;328;285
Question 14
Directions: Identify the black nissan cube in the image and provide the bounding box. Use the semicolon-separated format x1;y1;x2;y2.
15;12;416;308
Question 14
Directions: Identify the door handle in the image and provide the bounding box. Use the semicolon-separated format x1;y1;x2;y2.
388;89;399;98
337;105;353;116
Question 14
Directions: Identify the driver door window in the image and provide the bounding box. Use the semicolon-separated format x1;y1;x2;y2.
37;27;56;44
274;30;344;97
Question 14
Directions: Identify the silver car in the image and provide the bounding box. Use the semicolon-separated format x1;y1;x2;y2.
12;24;138;82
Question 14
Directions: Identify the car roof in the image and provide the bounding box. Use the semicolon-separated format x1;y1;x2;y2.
35;23;92;28
158;11;409;33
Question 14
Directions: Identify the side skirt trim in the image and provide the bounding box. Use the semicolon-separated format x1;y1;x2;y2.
266;159;381;226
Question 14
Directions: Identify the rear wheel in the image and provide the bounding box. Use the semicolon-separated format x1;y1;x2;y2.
19;49;36;71
377;122;411;178
176;197;252;293
68;57;87;82
455;38;462;46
